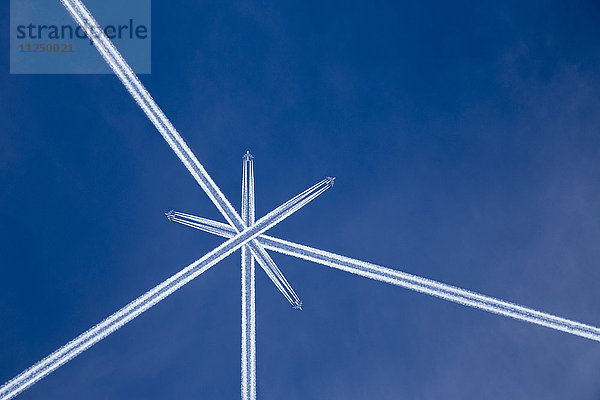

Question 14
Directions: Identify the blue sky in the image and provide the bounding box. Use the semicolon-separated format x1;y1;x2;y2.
2;0;600;398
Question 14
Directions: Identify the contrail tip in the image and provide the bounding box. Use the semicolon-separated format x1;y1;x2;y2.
165;210;175;221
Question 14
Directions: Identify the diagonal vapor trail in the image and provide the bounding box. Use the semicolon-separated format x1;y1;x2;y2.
241;152;257;400
0;178;333;400
168;214;600;343
59;0;302;309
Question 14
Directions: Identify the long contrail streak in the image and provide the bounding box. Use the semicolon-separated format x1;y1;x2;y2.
168;214;600;343
59;0;302;309
241;153;257;400
0;179;333;400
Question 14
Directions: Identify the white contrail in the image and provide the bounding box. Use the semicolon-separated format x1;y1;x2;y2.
240;154;299;307
0;178;333;400
241;153;257;400
168;215;600;343
59;0;302;308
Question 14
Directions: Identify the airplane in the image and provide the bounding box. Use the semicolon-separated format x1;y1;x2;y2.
165;210;175;221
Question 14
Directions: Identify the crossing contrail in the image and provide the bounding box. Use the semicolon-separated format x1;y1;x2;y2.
0;178;333;400
168;214;600;343
240;155;299;308
59;0;302;309
241;152;257;400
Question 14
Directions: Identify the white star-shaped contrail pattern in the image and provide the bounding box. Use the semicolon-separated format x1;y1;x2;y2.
1;0;599;399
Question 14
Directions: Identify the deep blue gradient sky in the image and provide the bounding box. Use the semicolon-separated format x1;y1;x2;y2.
2;0;600;398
